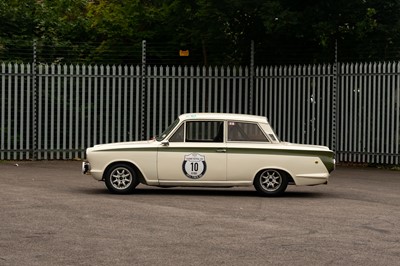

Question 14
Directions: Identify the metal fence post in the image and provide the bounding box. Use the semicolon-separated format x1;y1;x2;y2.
140;40;146;140
332;39;338;153
32;39;38;160
249;40;255;115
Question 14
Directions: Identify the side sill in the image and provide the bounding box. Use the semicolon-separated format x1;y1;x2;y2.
157;181;253;187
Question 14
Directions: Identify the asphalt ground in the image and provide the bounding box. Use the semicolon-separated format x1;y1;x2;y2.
0;161;399;266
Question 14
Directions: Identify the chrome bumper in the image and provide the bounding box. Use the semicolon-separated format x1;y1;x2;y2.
82;161;91;175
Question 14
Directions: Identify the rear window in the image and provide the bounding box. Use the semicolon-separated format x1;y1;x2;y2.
228;122;269;142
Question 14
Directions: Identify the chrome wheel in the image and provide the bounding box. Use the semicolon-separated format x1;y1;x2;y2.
110;167;133;190
260;169;282;191
254;169;288;196
105;164;139;194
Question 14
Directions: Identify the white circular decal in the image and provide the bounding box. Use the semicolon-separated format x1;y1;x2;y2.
182;153;207;179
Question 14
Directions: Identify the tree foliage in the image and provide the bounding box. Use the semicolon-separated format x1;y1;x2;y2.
1;0;399;65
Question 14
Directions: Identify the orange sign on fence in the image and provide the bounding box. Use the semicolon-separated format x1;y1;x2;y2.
179;50;189;57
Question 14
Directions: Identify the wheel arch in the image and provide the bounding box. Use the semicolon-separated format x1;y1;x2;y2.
102;160;146;184
253;167;295;185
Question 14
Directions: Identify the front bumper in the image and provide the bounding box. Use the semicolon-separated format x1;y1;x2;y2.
82;161;91;175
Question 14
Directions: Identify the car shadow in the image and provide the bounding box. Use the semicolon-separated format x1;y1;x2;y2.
79;186;326;198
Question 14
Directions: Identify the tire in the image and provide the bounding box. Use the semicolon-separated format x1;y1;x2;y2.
254;169;288;196
104;163;139;194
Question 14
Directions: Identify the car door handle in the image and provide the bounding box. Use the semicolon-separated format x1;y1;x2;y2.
216;149;226;153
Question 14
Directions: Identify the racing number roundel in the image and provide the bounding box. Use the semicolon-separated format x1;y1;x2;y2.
182;153;207;179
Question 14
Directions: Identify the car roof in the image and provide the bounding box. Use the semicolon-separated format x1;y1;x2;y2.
179;113;269;123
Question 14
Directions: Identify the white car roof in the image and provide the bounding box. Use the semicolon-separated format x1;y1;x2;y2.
179;113;269;123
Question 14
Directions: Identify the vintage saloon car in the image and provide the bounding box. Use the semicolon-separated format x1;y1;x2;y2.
82;113;335;196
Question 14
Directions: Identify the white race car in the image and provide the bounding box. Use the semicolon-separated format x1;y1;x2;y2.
82;113;335;196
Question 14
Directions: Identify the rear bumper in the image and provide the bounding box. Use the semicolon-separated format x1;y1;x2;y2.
294;173;330;186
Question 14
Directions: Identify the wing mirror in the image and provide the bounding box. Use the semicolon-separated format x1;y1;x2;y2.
161;140;169;146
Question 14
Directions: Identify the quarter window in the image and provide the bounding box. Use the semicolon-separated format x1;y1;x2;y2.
169;124;184;142
228;122;269;142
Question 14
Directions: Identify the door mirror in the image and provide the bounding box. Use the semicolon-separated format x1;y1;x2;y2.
161;140;169;146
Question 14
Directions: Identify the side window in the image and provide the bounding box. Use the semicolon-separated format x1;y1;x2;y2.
186;121;224;142
169;124;184;142
228;122;269;142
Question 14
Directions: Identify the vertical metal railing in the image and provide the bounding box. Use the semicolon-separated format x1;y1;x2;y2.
0;61;399;164
32;40;37;160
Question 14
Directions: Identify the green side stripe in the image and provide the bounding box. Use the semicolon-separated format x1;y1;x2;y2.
95;146;335;172
227;148;335;172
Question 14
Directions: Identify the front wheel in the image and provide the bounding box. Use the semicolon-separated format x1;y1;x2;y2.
254;169;288;196
104;164;139;194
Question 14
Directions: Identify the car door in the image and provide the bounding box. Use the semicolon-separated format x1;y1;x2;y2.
226;121;272;181
157;120;227;183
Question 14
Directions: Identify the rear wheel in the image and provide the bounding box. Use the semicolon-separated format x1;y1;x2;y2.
254;169;288;196
104;164;139;194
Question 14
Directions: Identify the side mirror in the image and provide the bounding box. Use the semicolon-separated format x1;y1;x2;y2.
161;140;169;146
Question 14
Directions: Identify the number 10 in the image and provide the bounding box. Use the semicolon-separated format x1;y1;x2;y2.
191;162;199;171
